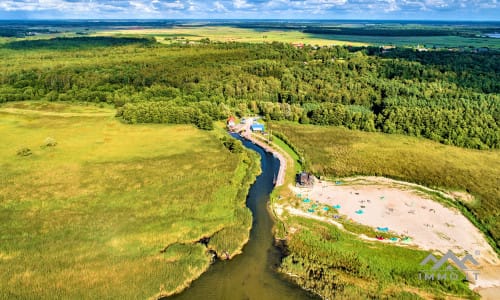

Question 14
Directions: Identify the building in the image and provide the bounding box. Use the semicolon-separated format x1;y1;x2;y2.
296;172;314;187
227;116;236;127
250;123;265;132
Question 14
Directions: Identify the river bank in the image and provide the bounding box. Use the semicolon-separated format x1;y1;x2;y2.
260;129;488;299
240;132;287;187
166;134;316;300
155;141;261;299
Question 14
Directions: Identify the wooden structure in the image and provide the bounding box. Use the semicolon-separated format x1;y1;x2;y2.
296;171;314;187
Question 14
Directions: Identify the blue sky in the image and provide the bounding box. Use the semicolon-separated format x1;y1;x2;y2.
0;0;498;20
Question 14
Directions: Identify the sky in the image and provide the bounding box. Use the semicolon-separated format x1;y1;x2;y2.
0;0;499;20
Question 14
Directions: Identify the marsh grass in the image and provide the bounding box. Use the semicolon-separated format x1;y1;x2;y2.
0;103;255;298
280;216;478;299
270;123;500;251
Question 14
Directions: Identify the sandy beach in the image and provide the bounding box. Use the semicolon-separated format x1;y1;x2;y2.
288;176;499;291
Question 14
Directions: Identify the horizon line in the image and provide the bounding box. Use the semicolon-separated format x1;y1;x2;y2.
0;18;499;22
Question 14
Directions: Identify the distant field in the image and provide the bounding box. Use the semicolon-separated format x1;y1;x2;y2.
97;26;500;49
308;33;500;49
270;122;500;250
0;100;114;114
98;26;367;46
0;102;256;299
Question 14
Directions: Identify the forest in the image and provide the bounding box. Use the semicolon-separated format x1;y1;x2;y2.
0;36;498;149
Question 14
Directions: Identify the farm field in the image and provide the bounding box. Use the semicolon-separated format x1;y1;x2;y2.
0;102;257;299
307;33;500;49
98;25;500;49
98;26;367;46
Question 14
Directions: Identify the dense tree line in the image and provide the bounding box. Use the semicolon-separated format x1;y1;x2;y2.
3;36;155;50
117;101;214;130
304;27;457;36
0;37;498;148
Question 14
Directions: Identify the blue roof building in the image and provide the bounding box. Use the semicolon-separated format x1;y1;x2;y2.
250;123;265;132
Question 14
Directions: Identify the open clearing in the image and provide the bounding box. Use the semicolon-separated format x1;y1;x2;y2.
289;176;499;289
98;26;500;49
0;102;253;299
99;26;367;46
270;123;500;250
269;122;499;298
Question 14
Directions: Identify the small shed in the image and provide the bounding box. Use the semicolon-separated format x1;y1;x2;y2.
296;172;314;186
250;123;265;132
227;116;236;127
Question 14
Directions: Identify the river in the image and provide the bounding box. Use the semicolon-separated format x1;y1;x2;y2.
170;134;316;300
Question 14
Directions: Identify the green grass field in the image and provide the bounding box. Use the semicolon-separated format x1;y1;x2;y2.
0;102;257;299
269;122;500;251
98;26;367;46
308;33;500;49
279;216;477;299
264;123;496;299
98;26;500;49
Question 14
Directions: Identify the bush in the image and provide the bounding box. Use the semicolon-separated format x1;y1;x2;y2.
119;101;214;130
221;136;243;153
17;148;32;156
43;137;57;147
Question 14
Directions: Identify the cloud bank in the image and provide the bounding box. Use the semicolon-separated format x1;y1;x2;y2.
0;0;498;20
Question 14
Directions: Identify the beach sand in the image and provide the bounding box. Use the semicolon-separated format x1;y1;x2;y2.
288;176;499;291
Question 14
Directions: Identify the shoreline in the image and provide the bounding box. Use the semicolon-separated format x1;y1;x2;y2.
257;130;500;298
279;176;500;297
239;131;287;187
155;141;261;299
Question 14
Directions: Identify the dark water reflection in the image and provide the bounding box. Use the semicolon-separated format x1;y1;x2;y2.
170;135;317;300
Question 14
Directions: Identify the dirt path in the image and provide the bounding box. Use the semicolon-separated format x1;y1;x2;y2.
236;117;286;187
240;132;286;186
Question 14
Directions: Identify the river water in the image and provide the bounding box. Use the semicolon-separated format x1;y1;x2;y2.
170;135;316;300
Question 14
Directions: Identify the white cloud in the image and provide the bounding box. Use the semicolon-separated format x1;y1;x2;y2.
0;0;498;19
161;0;185;9
0;0;125;13
233;0;254;9
385;0;400;12
129;0;159;13
424;0;448;8
213;1;229;12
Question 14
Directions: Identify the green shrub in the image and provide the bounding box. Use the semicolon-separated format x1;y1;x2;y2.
16;148;32;156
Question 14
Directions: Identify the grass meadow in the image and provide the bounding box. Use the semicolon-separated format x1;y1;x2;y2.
265;124;489;299
308;33;500;49
0;102;256;299
98;26;367;46
280;216;477;299
99;26;500;49
270;122;500;251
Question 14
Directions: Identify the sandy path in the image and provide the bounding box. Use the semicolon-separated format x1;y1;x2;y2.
248;134;287;186
288;176;499;290
236;117;286;186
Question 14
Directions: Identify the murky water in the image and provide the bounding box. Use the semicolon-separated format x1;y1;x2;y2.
170;135;316;300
